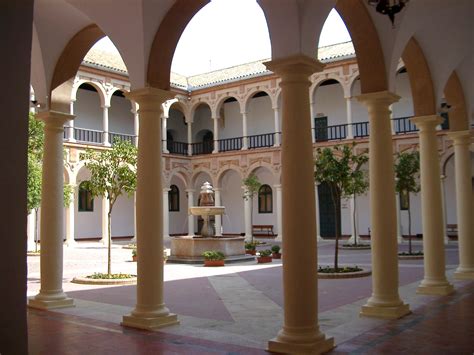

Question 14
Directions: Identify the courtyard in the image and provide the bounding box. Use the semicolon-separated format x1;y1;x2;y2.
27;240;473;354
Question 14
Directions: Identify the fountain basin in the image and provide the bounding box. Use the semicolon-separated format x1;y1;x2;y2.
189;206;225;216
168;236;254;264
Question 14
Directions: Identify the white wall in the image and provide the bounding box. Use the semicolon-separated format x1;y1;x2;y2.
314;82;347;126
168;108;188;142
111;194;134;237
192;105;213;141
109;94;134;135
168;176;188;235
219;170;245;234
392;71;414;118
247;95;274;135
75;88;103;130
220;100;243;139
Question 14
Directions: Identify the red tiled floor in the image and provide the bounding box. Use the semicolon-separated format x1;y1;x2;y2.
28;309;269;355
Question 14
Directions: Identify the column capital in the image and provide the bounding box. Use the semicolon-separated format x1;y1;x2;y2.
213;187;222;192
185;188;196;193
125;87;175;110
273;184;281;189
101;104;110;109
264;55;324;81
356;91;400;107
410;115;442;131
163;187;171;193
36;111;75;130
447;130;472;146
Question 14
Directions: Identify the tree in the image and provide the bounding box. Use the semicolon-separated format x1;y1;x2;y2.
394;150;420;254
314;144;368;271
242;173;261;243
81;139;138;276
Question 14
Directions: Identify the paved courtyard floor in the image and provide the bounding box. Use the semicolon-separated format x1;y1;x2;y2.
27;240;473;354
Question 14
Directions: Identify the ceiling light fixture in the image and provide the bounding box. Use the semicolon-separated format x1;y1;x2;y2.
368;0;409;26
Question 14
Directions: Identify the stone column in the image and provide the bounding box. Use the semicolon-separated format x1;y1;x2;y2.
440;175;450;245
241;111;248;150
274;184;283;242
265;55;333;354
64;181;76;247
102;105;110;146
395;191;403;243
310;101;316;144
163;188;170;241
133;106;139;147
28;111;75;310
187;121;193;156
243;187;252;241
357;91;410;319
348;196;360;244
100;195;110;245
448;130;474;279
186;189;195;236
212;116;219;153
273;107;281;147
315;182;322;241
27;210;36;252
68;100;75;142
162;114;169;154
345;97;353;139
122;87;178;330
411;115;453;295
214;188;223;236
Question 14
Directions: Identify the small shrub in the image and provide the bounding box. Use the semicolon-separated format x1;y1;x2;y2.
86;272;135;279
271;245;281;253
259;249;272;257
132;248;137;257
245;241;257;250
202;250;225;261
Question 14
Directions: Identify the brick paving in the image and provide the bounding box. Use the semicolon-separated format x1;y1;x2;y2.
27;240;473;354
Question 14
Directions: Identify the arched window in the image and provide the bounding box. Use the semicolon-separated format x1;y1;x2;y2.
258;184;272;213
78;182;94;212
169;185;179;212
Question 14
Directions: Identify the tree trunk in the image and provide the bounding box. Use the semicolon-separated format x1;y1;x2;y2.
108;210;112;276
408;206;412;255
353;195;358;246
34;208;39;252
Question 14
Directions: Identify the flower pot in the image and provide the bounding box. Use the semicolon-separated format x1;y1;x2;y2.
132;255;137;262
246;249;256;255
257;256;272;263
272;252;281;259
204;260;225;267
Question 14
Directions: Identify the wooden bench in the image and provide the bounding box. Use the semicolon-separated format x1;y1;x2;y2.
446;224;458;236
252;225;276;238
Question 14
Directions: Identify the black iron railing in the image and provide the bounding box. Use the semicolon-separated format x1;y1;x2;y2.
392;116;418;134
352;121;369;138
73;127;103;144
167;140;188;156
192;141;214;155
218;137;242;152
248;133;275;149
110;132;134;144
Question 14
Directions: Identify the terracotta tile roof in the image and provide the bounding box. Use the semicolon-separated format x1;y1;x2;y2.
82;41;355;91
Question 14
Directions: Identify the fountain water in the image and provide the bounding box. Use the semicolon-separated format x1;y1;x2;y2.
168;182;253;263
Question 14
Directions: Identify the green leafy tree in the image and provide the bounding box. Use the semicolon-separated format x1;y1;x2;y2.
394;151;420;254
81;139;138;276
314;144;368;271
242;173;261;243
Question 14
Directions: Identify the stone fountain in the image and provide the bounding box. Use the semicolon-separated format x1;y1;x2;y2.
168;182;253;264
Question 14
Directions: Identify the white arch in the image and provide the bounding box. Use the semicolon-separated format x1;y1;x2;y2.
243;88;274;113
71;79;107;107
310;75;348;101
217;167;244;187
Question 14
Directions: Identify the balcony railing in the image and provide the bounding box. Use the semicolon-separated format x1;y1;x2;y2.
218;137;242;152
248;132;275;149
110;132;135;144
392;116;418;134
73;127;103;144
167;141;188;156
352;122;369;138
192;141;214;155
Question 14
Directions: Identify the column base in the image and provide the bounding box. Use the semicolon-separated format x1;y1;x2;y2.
122;313;179;330
347;235;361;244
28;296;74;310
454;269;474;280
317;235;323;242
267;328;334;354
360;303;410;319
397;236;404;244
416;281;454;295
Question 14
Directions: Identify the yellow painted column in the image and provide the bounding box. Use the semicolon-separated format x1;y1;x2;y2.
411;116;454;295
265;55;334;354
448;130;474;279
28;111;75;310
122;87;179;330
357;91;410;319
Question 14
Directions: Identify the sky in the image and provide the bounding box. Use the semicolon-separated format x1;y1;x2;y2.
94;0;351;76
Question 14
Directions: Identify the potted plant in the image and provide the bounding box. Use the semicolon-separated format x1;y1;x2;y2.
271;245;281;259
132;248;137;262
245;241;257;255
163;248;168;264
202;250;225;267
257;249;272;263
